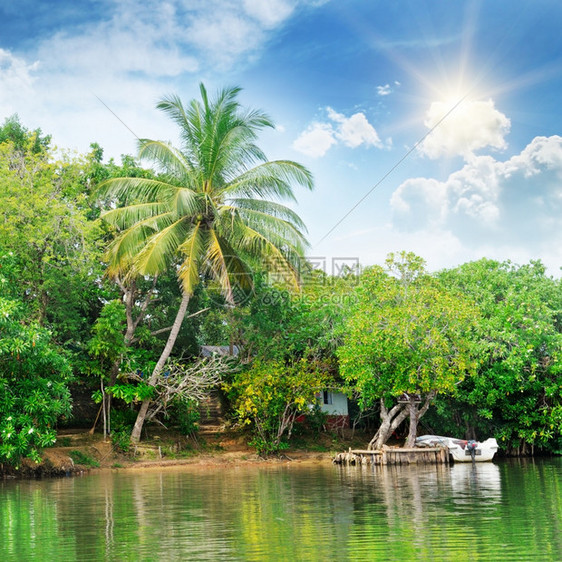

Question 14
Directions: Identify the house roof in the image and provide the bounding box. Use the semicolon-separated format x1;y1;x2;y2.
201;345;240;357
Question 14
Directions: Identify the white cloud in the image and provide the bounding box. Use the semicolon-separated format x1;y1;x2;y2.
0;49;39;116
187;12;261;63
322;137;562;276
0;0;321;159
377;84;392;96
243;0;296;28
419;98;510;160
391;136;562;263
293;107;382;157
327;107;382;148
0;49;39;86
292;122;336;157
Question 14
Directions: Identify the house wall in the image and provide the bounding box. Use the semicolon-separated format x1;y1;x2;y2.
318;391;349;429
296;391;350;429
319;391;349;416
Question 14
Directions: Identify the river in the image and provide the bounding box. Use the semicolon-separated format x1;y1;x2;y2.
1;458;561;560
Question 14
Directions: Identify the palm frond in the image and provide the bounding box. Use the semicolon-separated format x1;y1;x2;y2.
217;207;308;259
221;160;313;201
135;217;191;276
204;230;252;304
104;216;172;277
156;94;193;141
137;139;195;180
96;177;179;205
172;187;205;217
177;222;206;296
227;198;308;232
101;202;167;230
225;218;304;288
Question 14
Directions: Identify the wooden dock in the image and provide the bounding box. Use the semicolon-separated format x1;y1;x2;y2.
333;446;449;466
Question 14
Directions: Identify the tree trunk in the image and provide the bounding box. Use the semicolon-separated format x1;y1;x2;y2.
130;293;191;443
405;391;435;447
405;400;419;447
369;398;409;450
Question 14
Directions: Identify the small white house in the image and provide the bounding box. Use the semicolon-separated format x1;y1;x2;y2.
317;390;349;429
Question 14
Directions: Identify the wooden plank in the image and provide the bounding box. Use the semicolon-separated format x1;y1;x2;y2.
350;448;444;454
334;446;450;465
390;447;445;453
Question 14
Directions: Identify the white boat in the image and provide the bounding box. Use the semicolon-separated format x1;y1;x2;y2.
415;435;499;462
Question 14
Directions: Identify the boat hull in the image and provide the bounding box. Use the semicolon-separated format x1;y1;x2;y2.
449;438;498;462
416;435;498;462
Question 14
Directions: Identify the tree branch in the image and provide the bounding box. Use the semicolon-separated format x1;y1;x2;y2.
132;307;211;342
126;355;234;421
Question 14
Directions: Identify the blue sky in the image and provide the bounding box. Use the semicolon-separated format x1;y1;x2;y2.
2;0;562;274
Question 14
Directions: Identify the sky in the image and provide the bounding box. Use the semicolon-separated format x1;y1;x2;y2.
2;0;562;276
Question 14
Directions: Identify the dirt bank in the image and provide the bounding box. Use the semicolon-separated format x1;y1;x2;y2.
2;427;356;478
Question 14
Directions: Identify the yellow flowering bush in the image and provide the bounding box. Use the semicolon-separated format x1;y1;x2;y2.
225;359;332;455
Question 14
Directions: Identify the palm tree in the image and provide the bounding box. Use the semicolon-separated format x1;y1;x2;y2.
97;84;313;442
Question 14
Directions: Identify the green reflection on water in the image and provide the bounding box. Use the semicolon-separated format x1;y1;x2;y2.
1;459;562;560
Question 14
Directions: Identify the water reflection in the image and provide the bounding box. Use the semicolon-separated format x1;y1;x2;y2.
334;463;505;557
449;462;501;500
1;460;562;560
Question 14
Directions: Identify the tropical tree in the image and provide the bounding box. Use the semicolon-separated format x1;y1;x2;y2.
0;253;72;467
0;114;51;155
433;259;562;455
97;84;313;442
0;125;102;336
338;252;479;449
226;359;332;455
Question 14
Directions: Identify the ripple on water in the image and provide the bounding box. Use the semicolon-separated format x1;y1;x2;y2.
2;460;562;560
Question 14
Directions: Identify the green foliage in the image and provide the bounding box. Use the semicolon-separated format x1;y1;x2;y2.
94;84;315;443
0;114;51;154
0;126;105;344
93;382;155;404
236;273;353;363
167;398;201;436
226;359;332;455
69;450;100;467
106;383;155;403
0;292;72;466
338;252;479;409
88;300;127;364
305;403;329;434
430;259;562;453
225;273;349;454
110;408;138;429
111;430;132;454
107;409;138;453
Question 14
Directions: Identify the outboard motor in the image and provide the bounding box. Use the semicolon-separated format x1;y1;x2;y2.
467;440;478;462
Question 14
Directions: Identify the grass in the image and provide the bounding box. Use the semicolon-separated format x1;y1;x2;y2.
69;450;100;468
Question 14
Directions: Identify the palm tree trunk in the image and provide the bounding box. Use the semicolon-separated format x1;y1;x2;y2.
130;293;191;443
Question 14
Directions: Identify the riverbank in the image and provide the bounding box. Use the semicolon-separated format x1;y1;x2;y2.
2;427;361;478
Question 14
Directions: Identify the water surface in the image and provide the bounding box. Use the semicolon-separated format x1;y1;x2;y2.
2;459;561;560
